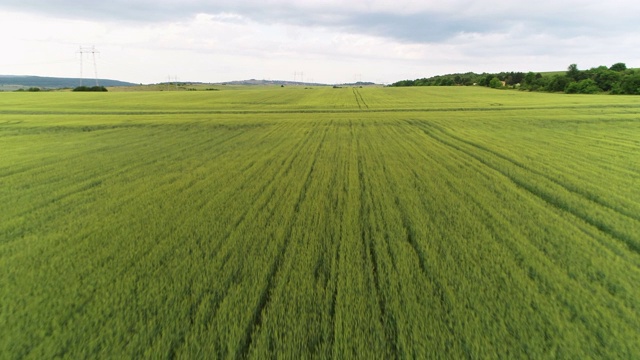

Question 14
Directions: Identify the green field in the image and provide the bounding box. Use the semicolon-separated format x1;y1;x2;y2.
1;87;639;358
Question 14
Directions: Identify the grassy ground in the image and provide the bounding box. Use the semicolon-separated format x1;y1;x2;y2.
1;87;639;358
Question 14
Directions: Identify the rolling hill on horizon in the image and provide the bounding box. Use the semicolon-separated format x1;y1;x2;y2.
0;75;380;91
0;75;137;90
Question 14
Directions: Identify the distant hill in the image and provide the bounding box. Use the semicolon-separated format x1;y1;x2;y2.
0;75;136;90
218;79;328;86
217;79;378;87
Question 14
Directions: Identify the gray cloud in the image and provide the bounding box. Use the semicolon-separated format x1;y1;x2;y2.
0;0;188;22
3;0;639;44
3;0;640;85
340;13;504;42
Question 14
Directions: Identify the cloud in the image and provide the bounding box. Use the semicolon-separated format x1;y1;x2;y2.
3;0;639;44
1;1;639;84
0;1;505;43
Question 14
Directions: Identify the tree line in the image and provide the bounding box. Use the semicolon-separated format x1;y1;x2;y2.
391;63;640;95
73;86;108;92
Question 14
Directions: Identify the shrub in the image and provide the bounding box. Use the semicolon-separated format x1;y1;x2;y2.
619;74;640;95
73;86;108;92
565;79;600;94
489;77;503;89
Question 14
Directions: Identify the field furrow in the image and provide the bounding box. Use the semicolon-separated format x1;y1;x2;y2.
412;121;640;255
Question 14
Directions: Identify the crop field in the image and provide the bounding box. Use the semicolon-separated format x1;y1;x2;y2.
1;86;639;358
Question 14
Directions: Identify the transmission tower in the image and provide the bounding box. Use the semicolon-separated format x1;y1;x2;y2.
167;75;179;90
78;46;100;86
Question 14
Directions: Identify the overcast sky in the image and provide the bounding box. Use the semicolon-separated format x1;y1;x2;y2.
1;0;639;84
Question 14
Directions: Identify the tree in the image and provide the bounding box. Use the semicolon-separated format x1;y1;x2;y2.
521;73;549;91
505;75;514;86
609;62;627;72
489;77;503;89
523;72;536;84
477;75;492;87
388;63;636;94
521;72;538;90
565;79;600;94
592;69;621;92
440;78;454;86
509;72;525;85
619;74;640;95
73;86;108;92
566;64;582;81
546;75;570;92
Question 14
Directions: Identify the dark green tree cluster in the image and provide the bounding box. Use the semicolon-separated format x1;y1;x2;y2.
521;63;639;94
15;87;42;92
391;62;639;95
392;72;479;86
73;86;108;92
391;72;525;88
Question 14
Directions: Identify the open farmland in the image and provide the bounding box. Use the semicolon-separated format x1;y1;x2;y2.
1;87;640;358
